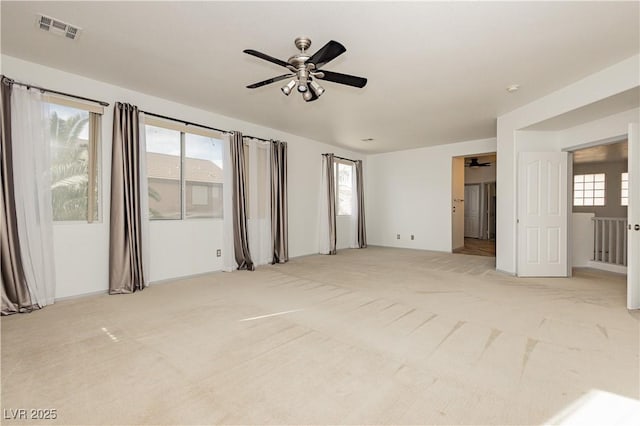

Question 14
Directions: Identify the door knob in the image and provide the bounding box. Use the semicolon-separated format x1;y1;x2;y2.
636;224;640;231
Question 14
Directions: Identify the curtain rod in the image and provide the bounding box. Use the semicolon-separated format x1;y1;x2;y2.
141;110;272;143
1;75;109;107
142;110;227;134
1;75;273;143
324;153;359;163
242;134;271;143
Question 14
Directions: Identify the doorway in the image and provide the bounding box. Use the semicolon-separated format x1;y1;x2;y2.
453;153;497;257
568;139;628;274
558;130;639;309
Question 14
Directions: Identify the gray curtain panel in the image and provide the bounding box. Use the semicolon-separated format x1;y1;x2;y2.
0;77;36;315
270;140;288;264
325;153;337;255
109;102;145;294
230;131;254;270
355;160;368;248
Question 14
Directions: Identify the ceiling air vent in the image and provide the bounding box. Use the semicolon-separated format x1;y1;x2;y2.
37;14;81;40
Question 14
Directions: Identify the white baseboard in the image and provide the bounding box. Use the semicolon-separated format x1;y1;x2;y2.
149;269;222;286
496;268;517;276
55;289;108;302
586;261;627;275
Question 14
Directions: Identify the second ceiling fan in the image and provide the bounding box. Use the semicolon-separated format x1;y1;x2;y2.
244;37;367;102
465;158;492;168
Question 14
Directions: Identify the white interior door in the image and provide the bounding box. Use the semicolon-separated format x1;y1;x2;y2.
627;123;639;309
517;152;568;277
464;184;480;238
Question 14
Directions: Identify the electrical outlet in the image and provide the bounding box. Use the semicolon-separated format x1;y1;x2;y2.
396;234;400;239
411;235;414;240
216;249;221;257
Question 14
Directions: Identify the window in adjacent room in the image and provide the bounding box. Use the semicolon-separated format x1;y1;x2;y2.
145;117;223;220
573;173;605;206
621;172;629;206
48;98;102;222
335;161;353;215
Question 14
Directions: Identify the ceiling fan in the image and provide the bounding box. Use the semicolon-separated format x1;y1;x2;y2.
465;158;492;168
243;37;367;102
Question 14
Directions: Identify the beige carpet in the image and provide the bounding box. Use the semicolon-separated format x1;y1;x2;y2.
1;247;638;425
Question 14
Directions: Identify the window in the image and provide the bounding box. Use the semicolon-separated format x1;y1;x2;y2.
573;173;605;206
335;161;353;215
621;172;629;206
48;101;101;222
191;185;209;206
146;125;181;219
145;118;223;220
185;132;223;218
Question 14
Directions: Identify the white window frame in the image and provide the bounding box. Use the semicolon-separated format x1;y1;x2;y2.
621;172;629;206
573;173;606;207
335;160;354;216
46;94;103;224
145;116;223;221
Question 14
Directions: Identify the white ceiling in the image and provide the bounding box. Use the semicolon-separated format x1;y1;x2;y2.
1;1;638;154
525;87;640;131
573;140;628;164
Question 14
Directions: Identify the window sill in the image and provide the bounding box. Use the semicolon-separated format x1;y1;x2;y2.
150;217;224;222
54;221;103;226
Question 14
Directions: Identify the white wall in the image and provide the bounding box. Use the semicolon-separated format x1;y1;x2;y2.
366;138;496;252
148;220;222;283
557;108;638;149
1;55;363;298
496;54;639;274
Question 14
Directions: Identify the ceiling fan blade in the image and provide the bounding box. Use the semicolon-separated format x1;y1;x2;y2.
306;40;346;69
243;49;290;68
316;70;367;88
246;74;294;89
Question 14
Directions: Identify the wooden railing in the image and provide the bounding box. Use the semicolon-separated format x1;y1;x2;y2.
591;217;628;266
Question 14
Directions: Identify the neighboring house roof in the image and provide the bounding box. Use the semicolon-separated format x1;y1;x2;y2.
146;152;223;184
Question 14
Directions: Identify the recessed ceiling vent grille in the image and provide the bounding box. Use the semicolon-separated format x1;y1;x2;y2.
37;14;80;40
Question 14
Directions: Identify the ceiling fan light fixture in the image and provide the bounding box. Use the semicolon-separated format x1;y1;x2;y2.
303;91;314;102
309;80;325;97
281;79;296;96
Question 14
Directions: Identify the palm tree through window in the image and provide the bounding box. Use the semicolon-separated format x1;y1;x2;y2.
49;103;100;222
